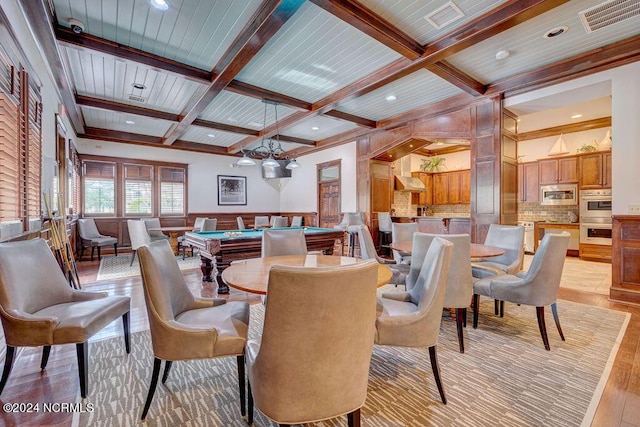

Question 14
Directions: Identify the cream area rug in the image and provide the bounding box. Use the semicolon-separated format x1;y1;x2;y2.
96;255;201;281
75;290;628;427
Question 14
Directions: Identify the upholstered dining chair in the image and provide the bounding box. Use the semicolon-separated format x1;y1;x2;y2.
472;232;570;351
377;212;393;252
269;216;288;228
137;240;249;421
374;237;453;404
192;217;208;231
0;238;131;398
180;217;209;259
246;260;379;426
334;212;365;256
262;228;307;257
391;222;418;265
200;218;218;231
127;220;151;266
143;218;169;242
77;217;118;261
254;216;270;228
357;225;408;287
237;216;246;230
290;215;303;227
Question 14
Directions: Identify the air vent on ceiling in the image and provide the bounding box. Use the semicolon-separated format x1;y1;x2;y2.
579;0;640;33
424;1;465;30
128;94;146;103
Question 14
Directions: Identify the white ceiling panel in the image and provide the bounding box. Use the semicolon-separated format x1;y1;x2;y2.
53;0;263;70
335;69;464;120
235;2;402;103
199;92;298;129
63;46;206;113
180;125;245;147
447;0;640;84
243;139;306;155
516;96;611;133
358;0;508;45
280;115;359;140
81;106;173;136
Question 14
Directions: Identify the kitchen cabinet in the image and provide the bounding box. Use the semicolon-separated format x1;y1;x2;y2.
517;162;540;202
416;217;470;234
579;152;611;189
538;156;578;185
430;170;470;205
460;170;471;204
410;172;433;205
432;173;448;205
448;171;461;204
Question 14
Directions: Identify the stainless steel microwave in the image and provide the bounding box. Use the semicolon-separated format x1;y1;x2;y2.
540;184;578;206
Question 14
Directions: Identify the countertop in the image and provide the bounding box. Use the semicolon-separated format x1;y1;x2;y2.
392;216;470;219
534;222;579;227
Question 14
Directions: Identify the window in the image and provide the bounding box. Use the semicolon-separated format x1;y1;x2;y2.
83;161;115;215
159;167;185;215
124;164;152;215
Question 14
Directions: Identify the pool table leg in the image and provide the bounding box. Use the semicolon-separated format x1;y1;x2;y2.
216;271;230;294
200;256;214;282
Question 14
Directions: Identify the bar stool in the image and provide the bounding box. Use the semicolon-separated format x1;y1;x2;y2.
377;212;393;256
333;212;365;256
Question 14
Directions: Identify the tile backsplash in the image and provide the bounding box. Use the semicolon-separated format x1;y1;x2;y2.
392;191;471;217
518;202;580;223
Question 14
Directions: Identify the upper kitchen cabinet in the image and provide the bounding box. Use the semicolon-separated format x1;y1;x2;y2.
431;170;470;205
518;162;540;203
433;173;449;205
579;152;612;189
538;156;579;185
411;172;433;205
371;161;392;213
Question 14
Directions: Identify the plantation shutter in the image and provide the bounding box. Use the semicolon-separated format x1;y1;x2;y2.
159;167;185;215
83;161;116;215
124;164;153;215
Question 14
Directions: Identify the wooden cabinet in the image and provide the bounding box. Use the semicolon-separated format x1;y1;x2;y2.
538;156;578;185
432;173;448;205
517;162;539;202
448;171;461;204
430;170;470;205
579;152;611;189
460;170;471;204
411;172;433;205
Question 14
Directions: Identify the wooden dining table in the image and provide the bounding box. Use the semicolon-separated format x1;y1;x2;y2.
388;241;506;260
148;226;194;255
221;254;393;295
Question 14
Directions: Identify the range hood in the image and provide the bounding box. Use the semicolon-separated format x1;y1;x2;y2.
394;175;425;192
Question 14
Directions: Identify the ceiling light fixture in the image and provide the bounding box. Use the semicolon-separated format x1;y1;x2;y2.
207;133;216;138
571;114;582;119
385;95;397;101
150;0;169;10
495;50;510;60
311;126;320;130
543;26;568;38
235;100;300;170
125;120;135;124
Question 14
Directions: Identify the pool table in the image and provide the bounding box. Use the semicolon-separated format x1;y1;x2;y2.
184;227;344;294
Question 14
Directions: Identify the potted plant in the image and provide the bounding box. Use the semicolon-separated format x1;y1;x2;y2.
420;157;446;172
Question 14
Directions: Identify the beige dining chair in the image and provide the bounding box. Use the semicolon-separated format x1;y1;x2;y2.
246;260;379;426
271;216;288;228
391;222;418;264
127;219;151;266
290;215;303;227
180;217;208;259
472;232;570;350
375;237;453;404
0;238;131;398
200;218;217;231
254;216;270;228
77;218;118;261
137;240;249;420
357;225;408;286
143;218;169;241
237;216;246;230
262;228;307;257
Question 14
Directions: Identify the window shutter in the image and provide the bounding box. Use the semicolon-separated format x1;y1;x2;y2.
0;92;20;222
159;167;185;215
124;164;153;215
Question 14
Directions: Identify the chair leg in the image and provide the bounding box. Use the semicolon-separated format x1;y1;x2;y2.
472;294;479;329
428;346;446;404
237;355;246;417
161;361;172;384
97;246;102;261
500;301;505;318
0;345;16;395
551;302;565;341
76;342;89;398
141;358;163;420
90;247;95;261
130;250;137;266
348;408;361;427
41;345;52;370
536;306;551;351
463;307;467;328
122;312;131;354
114;243;118;257
455;308;465;354
79;245;85;261
248;380;254;425
494;299;499;315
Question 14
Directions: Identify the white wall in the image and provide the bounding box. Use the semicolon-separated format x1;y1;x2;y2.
279;142;357;213
76;139;281;213
517;128;611;163
408;151;471;172
506;61;640;215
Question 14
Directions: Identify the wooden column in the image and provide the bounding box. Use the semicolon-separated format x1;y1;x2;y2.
610;215;640;305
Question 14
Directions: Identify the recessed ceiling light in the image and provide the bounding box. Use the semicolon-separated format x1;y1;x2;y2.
207;134;216;138
150;0;169;10
132;83;146;90
571;114;583;119
436;142;444;146
385;95;397;101
543;26;568;39
409;144;413;148
125;120;135;124
311;126;320;130
495;50;510;60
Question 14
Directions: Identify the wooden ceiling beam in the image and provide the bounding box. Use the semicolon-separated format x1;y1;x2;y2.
323;110;377;128
163;0;306;146
517;117;612;141
55;26;211;83
276;135;316;146
308;0;423;59
76;95;180;121
226;80;312;111
425;61;486;96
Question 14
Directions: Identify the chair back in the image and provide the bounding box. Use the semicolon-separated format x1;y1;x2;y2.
0;239;72;315
78;218;102;239
356;225;386;264
193;217;208;232
200;218;217;231
251;261;379;423
391;222;418;264
254;216;269;228
262;229;307;257
271;216;288;228
237;216;246;230
290;216;303;227
143;218;166;238
483;224;525;274
378;212;393;233
128;220;151;250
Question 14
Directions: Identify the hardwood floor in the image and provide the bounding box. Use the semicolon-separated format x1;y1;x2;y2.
0;257;637;426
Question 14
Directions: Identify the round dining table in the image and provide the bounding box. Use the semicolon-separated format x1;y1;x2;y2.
388;241;506;260
221;254;393;295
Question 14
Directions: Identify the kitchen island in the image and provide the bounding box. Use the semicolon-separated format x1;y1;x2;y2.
391;216;471;235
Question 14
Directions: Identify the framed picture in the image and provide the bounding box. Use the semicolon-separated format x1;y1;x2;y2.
218;175;247;206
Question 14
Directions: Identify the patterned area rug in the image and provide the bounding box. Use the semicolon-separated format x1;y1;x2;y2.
75;289;628;426
96;255;201;281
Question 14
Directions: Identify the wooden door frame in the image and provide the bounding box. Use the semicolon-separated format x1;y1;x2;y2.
317;159;341;227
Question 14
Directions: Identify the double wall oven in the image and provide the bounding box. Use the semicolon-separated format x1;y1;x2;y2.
579;189;612;246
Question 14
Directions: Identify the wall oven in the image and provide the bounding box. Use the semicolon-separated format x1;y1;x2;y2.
579;189;612;246
540;184;578;206
580;223;612;246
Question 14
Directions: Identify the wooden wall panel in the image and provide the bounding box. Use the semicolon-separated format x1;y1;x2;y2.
476;135;495;159
412;109;471;135
610;216;640;305
475;101;495;133
475;161;496;214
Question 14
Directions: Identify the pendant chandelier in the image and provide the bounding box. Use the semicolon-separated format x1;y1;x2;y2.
235;100;300;170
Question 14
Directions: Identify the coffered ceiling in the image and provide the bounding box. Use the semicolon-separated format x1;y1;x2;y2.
17;0;640;158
